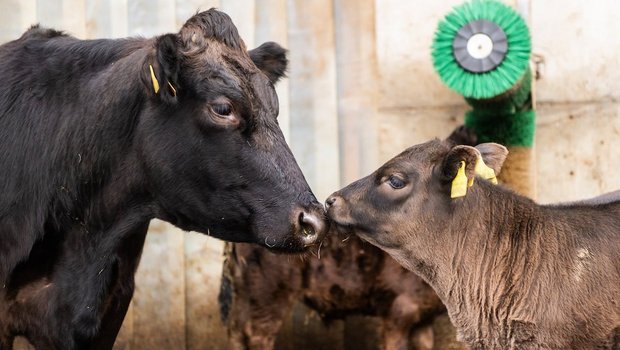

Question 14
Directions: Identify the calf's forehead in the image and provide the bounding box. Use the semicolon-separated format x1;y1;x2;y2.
383;140;449;171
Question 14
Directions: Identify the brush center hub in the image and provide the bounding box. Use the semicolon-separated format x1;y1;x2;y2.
467;33;494;59
452;19;508;73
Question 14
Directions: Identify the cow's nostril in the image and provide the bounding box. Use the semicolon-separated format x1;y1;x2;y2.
296;210;325;246
299;212;317;237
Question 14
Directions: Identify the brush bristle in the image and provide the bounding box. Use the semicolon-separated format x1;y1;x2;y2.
432;0;531;99
465;67;532;113
465;109;536;147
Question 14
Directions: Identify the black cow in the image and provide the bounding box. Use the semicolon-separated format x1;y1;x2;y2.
0;9;326;349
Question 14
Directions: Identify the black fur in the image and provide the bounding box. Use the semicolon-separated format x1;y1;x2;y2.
0;9;323;349
248;42;288;84
180;9;245;50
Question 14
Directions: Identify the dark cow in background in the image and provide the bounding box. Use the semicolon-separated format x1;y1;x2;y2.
327;139;620;349
220;237;445;350
220;127;476;350
0;9;327;349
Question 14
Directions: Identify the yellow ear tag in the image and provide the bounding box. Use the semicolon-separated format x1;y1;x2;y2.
149;64;160;94
451;161;468;199
474;155;498;185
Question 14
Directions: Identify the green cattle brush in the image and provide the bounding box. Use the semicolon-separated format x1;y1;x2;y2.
432;0;531;100
432;0;536;197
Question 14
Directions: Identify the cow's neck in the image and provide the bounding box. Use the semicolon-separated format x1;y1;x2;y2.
1;39;156;339
47;39;155;227
37;40;155;291
45;40;155;252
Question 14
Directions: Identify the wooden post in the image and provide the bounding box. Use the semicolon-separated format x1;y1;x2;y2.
334;0;380;186
287;0;339;201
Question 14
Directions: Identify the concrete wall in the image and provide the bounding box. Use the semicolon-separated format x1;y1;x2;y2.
373;0;620;204
2;0;619;348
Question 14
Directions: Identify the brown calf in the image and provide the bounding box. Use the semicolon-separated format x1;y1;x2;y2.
326;139;620;349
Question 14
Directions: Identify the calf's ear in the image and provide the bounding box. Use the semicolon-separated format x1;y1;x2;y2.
249;42;288;84
440;145;480;182
144;34;180;103
475;143;508;175
440;143;509;182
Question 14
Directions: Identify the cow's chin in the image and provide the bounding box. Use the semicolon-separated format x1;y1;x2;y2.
196;229;305;253
259;236;310;254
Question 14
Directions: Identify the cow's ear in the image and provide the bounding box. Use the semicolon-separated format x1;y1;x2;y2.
249;42;288;84
440;145;480;182
146;34;180;103
475;143;508;175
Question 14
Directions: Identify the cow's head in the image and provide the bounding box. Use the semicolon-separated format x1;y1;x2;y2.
325;139;507;252
137;9;326;252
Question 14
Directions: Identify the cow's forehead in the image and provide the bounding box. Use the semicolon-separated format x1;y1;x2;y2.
182;42;270;104
184;40;257;75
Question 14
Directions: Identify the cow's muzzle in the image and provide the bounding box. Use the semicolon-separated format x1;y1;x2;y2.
293;204;327;246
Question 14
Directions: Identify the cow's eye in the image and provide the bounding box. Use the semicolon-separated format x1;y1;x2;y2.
211;103;232;116
388;175;405;189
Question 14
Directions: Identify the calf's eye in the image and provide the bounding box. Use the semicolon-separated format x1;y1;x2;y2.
388;175;405;189
211;103;232;116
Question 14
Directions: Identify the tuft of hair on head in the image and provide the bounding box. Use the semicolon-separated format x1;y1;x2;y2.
179;8;246;52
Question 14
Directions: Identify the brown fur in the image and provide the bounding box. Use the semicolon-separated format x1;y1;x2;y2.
219;237;446;350
327;139;620;349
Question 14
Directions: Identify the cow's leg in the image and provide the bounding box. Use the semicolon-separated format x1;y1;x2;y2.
87;224;149;350
225;300;297;350
410;325;434;350
220;243;301;350
383;294;426;350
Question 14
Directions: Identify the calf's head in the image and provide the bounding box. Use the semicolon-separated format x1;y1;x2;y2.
136;9;325;252
325;139;507;253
